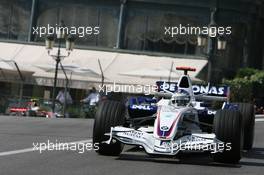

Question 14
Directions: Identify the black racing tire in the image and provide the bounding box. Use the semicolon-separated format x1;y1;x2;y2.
26;111;30;116
26;110;36;117
213;109;243;164
233;103;255;150
93;100;126;156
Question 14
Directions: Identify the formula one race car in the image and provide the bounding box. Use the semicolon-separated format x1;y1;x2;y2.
6;99;63;118
93;67;255;164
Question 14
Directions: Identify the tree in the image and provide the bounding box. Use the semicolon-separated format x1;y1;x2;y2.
223;68;264;102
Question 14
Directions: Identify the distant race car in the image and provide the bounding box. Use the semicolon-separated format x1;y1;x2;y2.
93;67;255;164
6;99;63;118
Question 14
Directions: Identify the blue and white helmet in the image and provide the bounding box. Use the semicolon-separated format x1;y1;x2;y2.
172;89;191;106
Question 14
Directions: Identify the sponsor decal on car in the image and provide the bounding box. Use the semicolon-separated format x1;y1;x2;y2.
156;81;177;92
192;85;226;96
207;110;217;115
160;126;169;131
123;131;143;139
131;105;152;110
156;81;229;97
185;136;207;142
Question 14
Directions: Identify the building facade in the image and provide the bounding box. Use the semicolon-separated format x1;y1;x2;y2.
0;0;264;102
1;0;264;79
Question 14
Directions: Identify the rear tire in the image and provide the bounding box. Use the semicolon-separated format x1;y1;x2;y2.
233;103;255;150
93;100;126;156
26;110;36;117
213;110;243;164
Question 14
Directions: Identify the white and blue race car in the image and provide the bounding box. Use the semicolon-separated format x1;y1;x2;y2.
93;67;255;164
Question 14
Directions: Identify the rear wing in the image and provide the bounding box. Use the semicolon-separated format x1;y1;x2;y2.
156;81;230;102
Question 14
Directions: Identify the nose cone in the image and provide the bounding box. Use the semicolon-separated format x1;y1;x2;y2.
154;107;183;139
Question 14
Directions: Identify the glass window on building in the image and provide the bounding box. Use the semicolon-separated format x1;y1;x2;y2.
123;10;199;55
34;0;119;48
0;0;31;41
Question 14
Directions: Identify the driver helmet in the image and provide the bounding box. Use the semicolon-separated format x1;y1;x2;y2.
171;90;191;106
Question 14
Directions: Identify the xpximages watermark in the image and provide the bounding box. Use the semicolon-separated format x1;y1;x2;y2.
161;136;232;154
33;140;99;154
99;82;157;95
32;24;100;38
164;24;232;38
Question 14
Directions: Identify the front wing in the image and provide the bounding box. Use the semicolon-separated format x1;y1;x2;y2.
105;127;224;155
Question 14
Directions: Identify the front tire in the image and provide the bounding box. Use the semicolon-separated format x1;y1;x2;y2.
213;110;243;164
93;100;126;156
233;103;255;150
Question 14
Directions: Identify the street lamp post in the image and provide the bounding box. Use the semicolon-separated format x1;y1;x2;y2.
45;21;75;114
207;9;217;83
197;8;227;83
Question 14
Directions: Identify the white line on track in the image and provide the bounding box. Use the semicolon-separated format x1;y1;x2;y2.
256;114;264;118
255;115;264;122
0;115;263;157
0;139;92;157
256;118;264;122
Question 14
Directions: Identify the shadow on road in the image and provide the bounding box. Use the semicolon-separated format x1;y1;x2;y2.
117;153;240;168
240;147;264;167
243;148;264;160
116;147;264;168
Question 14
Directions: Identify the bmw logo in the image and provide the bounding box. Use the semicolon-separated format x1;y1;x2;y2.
161;126;169;131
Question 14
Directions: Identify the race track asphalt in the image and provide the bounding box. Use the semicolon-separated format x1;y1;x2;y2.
0;115;263;175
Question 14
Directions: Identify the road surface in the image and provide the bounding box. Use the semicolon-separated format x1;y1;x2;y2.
0;115;263;175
